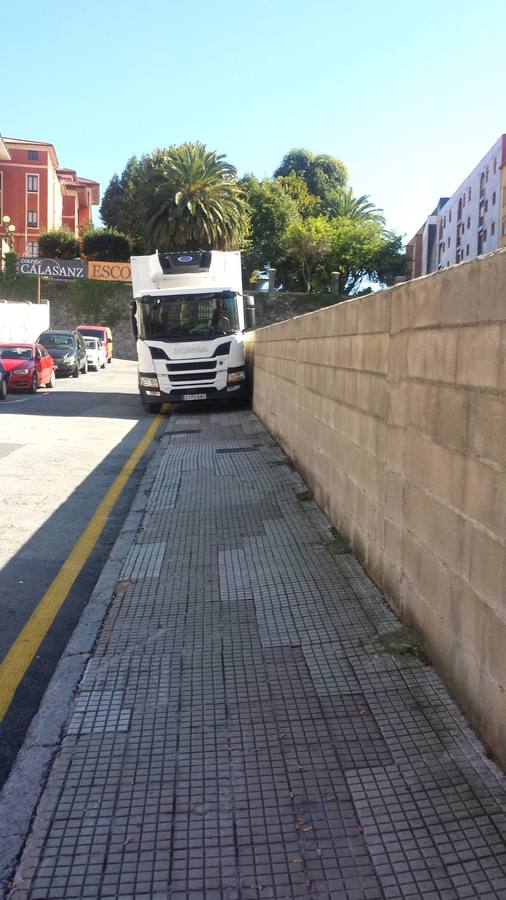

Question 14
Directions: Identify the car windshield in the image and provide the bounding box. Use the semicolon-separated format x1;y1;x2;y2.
137;292;240;340
39;334;74;348
0;346;34;360
79;328;104;338
84;338;98;349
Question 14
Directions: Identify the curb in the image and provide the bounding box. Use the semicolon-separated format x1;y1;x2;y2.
0;420;167;895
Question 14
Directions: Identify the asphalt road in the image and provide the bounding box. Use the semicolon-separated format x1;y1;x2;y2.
0;359;162;789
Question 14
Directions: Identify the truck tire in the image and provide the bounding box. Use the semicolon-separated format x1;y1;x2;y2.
143;401;162;414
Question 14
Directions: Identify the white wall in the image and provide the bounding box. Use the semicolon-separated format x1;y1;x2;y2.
0;300;50;341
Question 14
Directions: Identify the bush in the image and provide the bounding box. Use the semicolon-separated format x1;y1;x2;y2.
38;228;81;259
82;228;131;261
3;250;18;278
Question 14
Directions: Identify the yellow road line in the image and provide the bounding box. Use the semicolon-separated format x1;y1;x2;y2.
0;414;163;722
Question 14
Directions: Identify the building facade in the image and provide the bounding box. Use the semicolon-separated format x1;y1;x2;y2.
0;136;99;257
406;135;506;278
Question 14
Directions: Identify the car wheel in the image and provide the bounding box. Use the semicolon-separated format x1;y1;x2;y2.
82;358;88;374
29;373;38;393
143;401;162;414
0;379;7;400
47;369;56;388
72;364;79;378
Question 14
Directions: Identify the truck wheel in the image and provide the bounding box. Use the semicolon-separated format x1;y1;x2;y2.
143;401;162;414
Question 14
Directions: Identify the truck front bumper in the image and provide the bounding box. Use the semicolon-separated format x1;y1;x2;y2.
139;382;249;405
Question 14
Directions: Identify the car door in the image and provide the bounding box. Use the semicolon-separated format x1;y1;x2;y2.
35;345;44;383
76;333;86;369
38;345;51;384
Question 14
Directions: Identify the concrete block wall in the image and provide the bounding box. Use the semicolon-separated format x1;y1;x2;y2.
250;249;506;767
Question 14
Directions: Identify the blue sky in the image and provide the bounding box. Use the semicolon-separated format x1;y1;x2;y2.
2;0;506;240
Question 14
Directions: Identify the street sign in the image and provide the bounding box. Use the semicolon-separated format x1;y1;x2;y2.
17;257;88;279
87;261;132;282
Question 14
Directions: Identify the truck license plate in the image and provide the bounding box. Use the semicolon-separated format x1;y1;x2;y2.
182;393;206;401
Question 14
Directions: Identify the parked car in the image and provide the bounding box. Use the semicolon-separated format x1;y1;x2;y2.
37;330;88;378
84;336;107;371
0;360;7;400
76;325;113;364
0;342;55;392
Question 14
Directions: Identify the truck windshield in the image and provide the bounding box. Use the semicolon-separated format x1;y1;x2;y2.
137;292;240;340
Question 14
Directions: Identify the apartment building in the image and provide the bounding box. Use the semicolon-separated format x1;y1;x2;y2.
0;135;99;257
406;135;506;278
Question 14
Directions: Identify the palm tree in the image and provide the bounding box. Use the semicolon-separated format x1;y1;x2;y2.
327;187;385;223
143;143;248;251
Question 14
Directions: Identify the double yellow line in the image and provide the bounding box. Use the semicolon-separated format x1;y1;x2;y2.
0;414;162;722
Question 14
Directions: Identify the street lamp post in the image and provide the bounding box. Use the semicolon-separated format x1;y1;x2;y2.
2;214;16;250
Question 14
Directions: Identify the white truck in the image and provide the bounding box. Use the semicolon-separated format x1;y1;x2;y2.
130;250;255;413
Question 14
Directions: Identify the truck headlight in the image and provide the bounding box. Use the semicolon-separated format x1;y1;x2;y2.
140;374;159;388
227;369;245;384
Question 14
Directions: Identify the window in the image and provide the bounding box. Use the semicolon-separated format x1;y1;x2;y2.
468;187;472;201
467;217;471;229
27;210;38;227
492;192;496;205
449;210;452;223
448;236;451;247
27;150;38;160
466;245;469;255
503;219;506;236
491;222;495;236
26;241;38;256
27;175;38;192
494;158;497;174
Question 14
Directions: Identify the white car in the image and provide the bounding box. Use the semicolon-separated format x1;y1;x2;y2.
84;337;106;371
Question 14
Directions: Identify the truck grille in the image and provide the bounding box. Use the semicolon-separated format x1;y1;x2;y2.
169;372;216;383
167;360;217;383
167;361;216;372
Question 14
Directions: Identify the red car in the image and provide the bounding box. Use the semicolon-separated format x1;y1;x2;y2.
0;342;55;392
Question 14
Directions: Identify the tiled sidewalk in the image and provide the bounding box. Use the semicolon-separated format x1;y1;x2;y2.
9;409;506;899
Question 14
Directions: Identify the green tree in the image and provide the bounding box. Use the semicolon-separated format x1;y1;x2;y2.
38;228;81;259
275;172;320;218
283;216;333;292
240;175;300;282
99;156;146;250
274;149;348;207
325;187;385;223
325;218;404;295
142;143;248;251
82;227;131;261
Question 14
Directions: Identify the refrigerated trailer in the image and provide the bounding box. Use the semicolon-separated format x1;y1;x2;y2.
130;250;255;412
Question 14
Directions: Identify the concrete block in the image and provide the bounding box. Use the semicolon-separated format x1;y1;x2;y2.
384;470;404;520
403;431;465;510
356;290;390;334
424;328;458;383
439;259;480;326
456;325;501;389
434;385;470;454
468;528;505;612
403;482;465;574
476;252;506;323
468;392;506;468
384;518;403;568
363;333;389;374
462;457;506;535
389;333;409;379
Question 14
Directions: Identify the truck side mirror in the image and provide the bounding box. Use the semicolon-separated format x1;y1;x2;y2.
244;295;256;331
130;301;138;339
